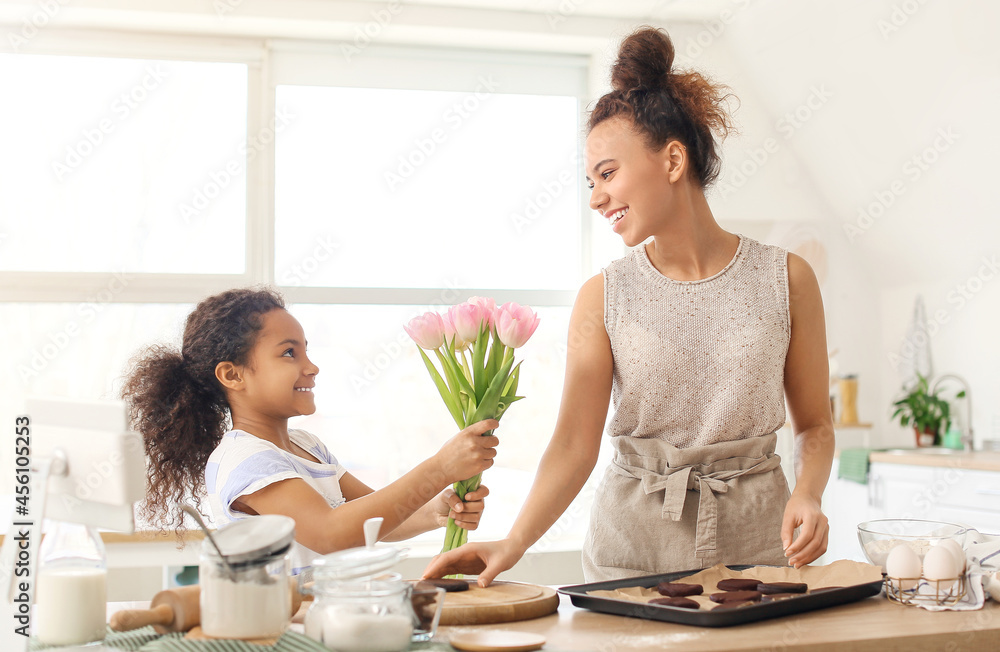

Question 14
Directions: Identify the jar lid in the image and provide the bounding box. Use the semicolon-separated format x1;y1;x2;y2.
207;515;296;565
311;545;408;581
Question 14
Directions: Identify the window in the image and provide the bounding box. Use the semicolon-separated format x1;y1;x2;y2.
0;54;248;274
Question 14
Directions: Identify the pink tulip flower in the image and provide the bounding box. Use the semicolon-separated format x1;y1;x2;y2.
495;302;540;349
467;296;497;332
449;302;487;344
404;311;446;350
442;310;470;351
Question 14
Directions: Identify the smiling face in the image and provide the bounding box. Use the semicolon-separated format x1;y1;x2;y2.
227;308;320;421
585;116;689;247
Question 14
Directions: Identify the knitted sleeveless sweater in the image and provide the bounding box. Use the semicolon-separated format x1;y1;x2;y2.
602;235;791;448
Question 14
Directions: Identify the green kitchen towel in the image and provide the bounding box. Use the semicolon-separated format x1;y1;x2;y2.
837;448;871;484
30;626;163;651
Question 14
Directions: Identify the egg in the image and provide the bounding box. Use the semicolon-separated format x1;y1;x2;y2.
934;539;966;572
885;544;921;591
922;545;961;593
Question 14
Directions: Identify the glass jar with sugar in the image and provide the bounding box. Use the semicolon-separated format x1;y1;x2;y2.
304;546;414;652
199;515;295;639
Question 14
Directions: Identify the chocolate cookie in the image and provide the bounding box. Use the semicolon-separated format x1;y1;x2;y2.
419;578;470;592
757;582;808;595
655;582;703;597
709;590;762;603
649;596;700;609
716;578;762;592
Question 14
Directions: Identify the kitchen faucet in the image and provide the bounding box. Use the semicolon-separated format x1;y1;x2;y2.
931;373;974;451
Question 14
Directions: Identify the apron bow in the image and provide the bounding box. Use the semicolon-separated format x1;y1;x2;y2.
618;452;781;557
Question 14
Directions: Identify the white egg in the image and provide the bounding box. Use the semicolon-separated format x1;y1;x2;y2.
885;544;921;591
934;539;966;572
922;545;961;593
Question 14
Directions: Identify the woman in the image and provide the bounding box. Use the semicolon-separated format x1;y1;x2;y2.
424;26;833;585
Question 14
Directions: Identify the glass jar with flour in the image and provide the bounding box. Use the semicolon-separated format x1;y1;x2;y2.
304;546;414;652
199;515;295;639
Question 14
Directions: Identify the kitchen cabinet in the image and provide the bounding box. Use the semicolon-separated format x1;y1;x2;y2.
867;461;1000;535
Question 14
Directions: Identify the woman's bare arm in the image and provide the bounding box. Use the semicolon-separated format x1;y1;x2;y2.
781;252;835;567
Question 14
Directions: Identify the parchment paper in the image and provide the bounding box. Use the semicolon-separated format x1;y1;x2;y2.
587;560;884;611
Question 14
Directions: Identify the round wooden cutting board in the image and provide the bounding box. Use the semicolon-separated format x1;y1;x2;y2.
439;581;559;626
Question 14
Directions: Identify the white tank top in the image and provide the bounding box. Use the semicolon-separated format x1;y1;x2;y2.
602;235;791;448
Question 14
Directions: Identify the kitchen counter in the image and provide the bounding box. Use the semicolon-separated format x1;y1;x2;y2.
437;591;1000;652
867;449;1000;472
87;591;1000;652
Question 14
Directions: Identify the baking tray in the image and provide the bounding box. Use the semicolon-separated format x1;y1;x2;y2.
558;565;884;627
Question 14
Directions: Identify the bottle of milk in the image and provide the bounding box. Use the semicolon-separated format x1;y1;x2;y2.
34;520;108;646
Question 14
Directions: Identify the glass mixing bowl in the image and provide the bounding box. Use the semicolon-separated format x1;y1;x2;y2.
857;519;968;569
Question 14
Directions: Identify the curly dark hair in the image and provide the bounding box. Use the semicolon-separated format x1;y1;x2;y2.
121;287;285;533
588;26;738;188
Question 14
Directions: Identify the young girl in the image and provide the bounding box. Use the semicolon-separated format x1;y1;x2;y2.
426;27;833;585
122;287;498;572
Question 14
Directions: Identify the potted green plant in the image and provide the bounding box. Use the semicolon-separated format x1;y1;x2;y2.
890;374;955;447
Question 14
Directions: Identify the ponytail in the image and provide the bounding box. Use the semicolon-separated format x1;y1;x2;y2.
121;287;285;532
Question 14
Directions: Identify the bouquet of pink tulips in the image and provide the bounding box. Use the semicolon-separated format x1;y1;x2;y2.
404;297;540;553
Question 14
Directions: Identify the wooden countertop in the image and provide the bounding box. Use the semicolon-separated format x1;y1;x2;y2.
867;450;1000;472
437;592;1000;652
103;589;1000;652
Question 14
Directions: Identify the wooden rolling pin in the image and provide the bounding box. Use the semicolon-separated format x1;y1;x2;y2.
109;580;308;634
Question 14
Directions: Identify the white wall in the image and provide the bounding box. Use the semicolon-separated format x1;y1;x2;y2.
712;0;1000;448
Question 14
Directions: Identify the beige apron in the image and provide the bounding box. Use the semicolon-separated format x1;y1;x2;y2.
581;433;790;582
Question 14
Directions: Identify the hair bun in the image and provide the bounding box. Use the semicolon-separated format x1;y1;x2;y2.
611;27;675;94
